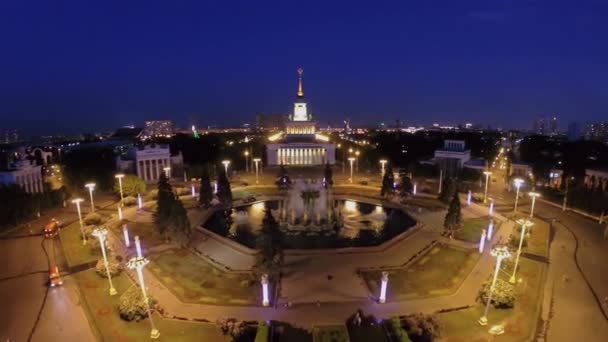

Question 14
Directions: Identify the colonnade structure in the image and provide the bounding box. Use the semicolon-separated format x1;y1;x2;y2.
266;68;336;166
116;145;184;183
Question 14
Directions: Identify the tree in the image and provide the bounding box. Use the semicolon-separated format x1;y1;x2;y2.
438;178;457;204
399;176;413;198
380;167;395;197
118;286;157;321
276;164;291;191
199;166;213;208
254;209;283;281
324;163;333;188
443;191;462;238
167;198;191;247
113;174;146;197
154;172;174;235
216;169;233;207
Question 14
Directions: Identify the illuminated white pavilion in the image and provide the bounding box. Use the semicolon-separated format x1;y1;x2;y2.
266;68;335;166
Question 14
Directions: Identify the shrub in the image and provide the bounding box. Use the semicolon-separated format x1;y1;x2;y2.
146;189;159;201
113;174;146;197
118;286;157;321
123;196;137;207
508;233;528;249
254;321;269;342
389;317;412;342
88;236;114;256
84;212;104;225
478;278;515;309
217;318;252;340
95;257;123;278
402;313;440;342
175;187;190;196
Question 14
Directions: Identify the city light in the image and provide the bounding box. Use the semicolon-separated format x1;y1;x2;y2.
513;178;524;213
261;274;270;307
115;173;125;205
379;159;387;176
85;182;96;213
222;160;230;175
253;158;261;184
163;166;171;178
348;157;355;183
529;191;541;218
71;198;86;244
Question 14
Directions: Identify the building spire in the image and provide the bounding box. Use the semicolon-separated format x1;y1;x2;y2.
297;67;304;98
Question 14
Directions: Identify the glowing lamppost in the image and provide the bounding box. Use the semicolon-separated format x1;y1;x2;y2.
528;191;541;218
355;150;360;173
253;158;261;184
510;219;534;283
379;159;387;176
438;169;443;194
348;157;355;183
244;150;250;173
91;227;117;296
127;238;160;339
379;271;389;304
483;171;493;203
222;160;230;176
489;198;494;216
163;166;171;178
467;190;472;206
261;274;270;307
71;198;86;244
513;178;524;213
479;246;511;326
562;176;574;211
479;229;487;253
85;182;96;213
115;173;125;205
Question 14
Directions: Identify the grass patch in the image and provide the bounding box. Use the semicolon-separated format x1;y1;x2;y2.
59;221;98;268
312;325;349;342
346;323;389;342
74;269;229;341
362;244;480;300
439;259;545;341
455;217;502;243
148;248;259;305
401;196;446;211
110;219;166;249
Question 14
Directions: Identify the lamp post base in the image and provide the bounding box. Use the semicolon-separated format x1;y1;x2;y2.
509;275;516;284
150;329;160;339
109;287;117;296
478;316;488;326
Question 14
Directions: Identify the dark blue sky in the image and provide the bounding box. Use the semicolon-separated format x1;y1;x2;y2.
1;0;608;135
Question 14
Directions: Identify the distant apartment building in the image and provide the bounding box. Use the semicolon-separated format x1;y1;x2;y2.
142;120;173;138
533;116;558;136
584;122;608;144
256;113;287;131
2;129;19;144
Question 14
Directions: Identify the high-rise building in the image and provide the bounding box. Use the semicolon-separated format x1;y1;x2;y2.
142;120;173;138
533;116;558;136
584;122;608;144
2;129;19;144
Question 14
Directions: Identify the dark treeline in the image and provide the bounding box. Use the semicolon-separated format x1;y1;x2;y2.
0;184;69;230
63;146;116;192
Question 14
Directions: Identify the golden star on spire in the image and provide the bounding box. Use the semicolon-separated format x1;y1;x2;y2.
297;67;304;98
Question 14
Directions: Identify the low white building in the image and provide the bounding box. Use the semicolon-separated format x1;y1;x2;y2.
116;145;183;183
510;162;532;179
585;168;608;190
0;159;44;193
433;140;471;177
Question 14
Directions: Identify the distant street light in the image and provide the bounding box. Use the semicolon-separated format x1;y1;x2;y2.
528;191;541;218
115;173;125;206
85;183;96;213
379;159;387;176
163;166;171;178
483;171;493;203
513;178;524;213
261;274;270;307
222;160;230;175
244;150;250;173
510;219;534;283
348;157;356;184
91;227;117;296
71;198;86;244
355;150;360;172
127;237;160;339
479;246;511;326
253;158;261;184
379;271;389;304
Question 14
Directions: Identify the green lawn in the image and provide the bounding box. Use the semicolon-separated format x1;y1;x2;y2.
148;248;260;305
361;244;480;300
110;218;167;249
439;259;545;341
312;325;349;342
60;221;99;268
74;269;229;342
455;217;502;243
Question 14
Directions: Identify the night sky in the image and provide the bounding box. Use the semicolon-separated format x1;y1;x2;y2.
1;1;608;136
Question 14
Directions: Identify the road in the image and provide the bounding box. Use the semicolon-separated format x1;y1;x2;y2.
0;193;117;342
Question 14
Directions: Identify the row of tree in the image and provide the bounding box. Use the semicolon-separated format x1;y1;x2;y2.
154;173;191;247
198;167;233;208
0;184;69;230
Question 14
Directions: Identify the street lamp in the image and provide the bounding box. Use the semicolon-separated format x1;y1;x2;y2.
71;198;86;244
85;182;96;213
91;227;117;296
528;191;541;218
479;228;487;253
222;160;230;175
348;157;355;184
483;171;493;203
163;166;171;178
253;158;261;184
126;238;160;339
513;178;524;213
115;173;125;206
562;176;575;211
355;150;360;173
510;219;534;283
261;274;270;307
379;159;387;176
379;271;389;304
244;150;250;173
479;246;511;326
488;198;494;216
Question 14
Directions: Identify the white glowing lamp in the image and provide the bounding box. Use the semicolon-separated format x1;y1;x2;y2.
379;271;389;304
261;274;270;307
